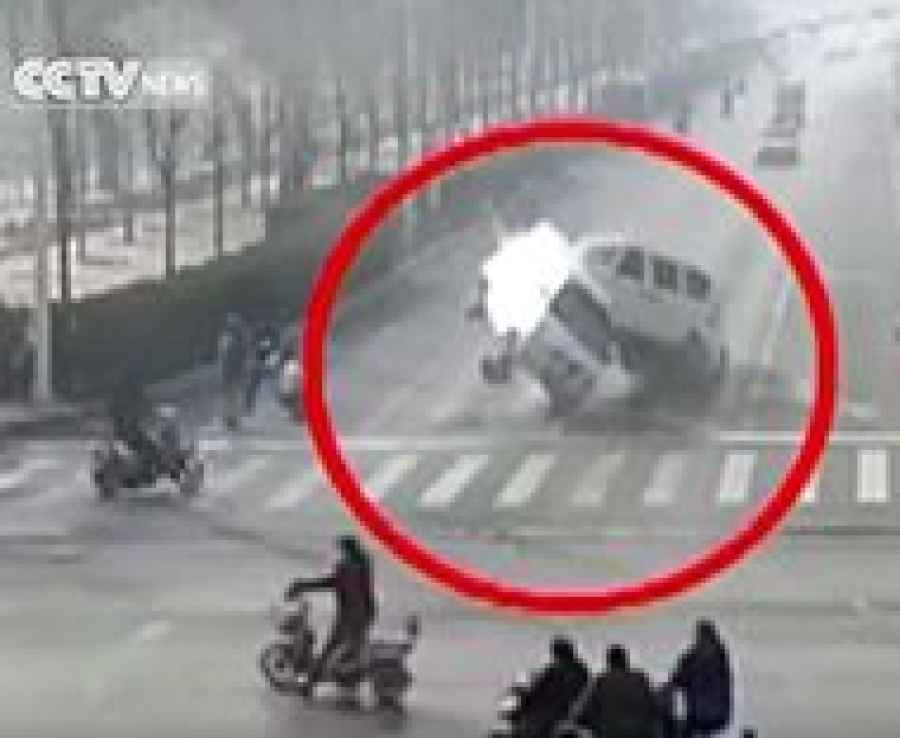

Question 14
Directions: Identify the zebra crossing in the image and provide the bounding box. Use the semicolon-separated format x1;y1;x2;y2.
5;436;900;529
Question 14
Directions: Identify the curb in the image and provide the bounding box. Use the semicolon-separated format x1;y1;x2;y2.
0;406;100;440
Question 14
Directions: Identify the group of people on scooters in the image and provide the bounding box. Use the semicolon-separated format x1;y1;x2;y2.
506;621;733;738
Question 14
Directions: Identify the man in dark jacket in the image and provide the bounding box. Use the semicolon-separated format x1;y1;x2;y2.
668;619;733;737
245;322;278;414
574;644;659;738
512;636;590;738
285;534;377;698
219;313;247;429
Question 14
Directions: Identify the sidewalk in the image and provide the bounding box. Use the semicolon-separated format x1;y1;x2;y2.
0;399;98;439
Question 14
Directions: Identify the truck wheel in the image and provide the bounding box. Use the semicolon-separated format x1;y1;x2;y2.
711;346;729;385
682;333;710;385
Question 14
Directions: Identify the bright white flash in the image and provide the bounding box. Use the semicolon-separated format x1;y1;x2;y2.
481;220;574;338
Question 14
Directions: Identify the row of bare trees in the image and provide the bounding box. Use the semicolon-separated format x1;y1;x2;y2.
3;0;747;392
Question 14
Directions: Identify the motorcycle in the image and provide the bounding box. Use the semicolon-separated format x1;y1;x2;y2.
91;410;204;501
258;595;420;712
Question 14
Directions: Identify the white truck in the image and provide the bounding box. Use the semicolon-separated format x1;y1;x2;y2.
469;222;728;414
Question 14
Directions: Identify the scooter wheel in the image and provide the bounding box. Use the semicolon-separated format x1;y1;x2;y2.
258;643;302;692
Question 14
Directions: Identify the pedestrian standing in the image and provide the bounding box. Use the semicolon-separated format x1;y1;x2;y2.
245;323;277;415
219;313;248;430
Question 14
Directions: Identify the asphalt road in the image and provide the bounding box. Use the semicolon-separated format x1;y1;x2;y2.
4;18;900;738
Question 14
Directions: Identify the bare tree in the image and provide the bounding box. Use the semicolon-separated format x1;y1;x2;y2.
210;79;226;259
259;85;273;210
74;108;87;263
144;107;189;278
121;115;135;244
236;98;254;208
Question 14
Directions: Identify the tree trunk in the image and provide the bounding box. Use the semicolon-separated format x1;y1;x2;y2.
212;102;224;258
50;109;71;307
367;90;379;172
336;78;348;185
239;100;252;208
75;108;87;263
163;164;175;278
277;94;290;200
96;110;120;193
260;86;271;211
123;122;134;244
292;99;308;191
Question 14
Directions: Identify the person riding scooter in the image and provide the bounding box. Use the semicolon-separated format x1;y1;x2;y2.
510;636;590;738
284;534;377;699
108;379;163;482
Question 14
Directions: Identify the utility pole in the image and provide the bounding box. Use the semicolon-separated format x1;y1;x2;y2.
47;0;71;390
11;0;52;402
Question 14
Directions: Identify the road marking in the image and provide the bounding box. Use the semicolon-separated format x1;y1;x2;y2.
759;275;792;372
201;455;270;506
364;454;419;500
857;448;890;504
22;427;900;459
419;454;490;509
570;452;626;508
263;466;323;511
793;379;880;423
494;454;557;508
717;451;756;506
800;467;821;505
643;453;687;508
716;431;900;446
0;457;58;493
18;467;91;508
131;619;173;644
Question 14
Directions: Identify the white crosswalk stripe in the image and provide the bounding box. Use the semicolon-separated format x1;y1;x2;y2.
570;452;626;508
419;454;490;509
717;452;757;506
364;454;419;500
17;468;92;508
0;457;59;494
800;467;821;506
643;453;687;508
200;456;271;507
857;449;890;504
13;441;900;519
494;454;556;509
264;466;324;511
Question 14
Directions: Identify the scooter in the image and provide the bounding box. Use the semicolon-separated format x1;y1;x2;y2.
487;669;538;738
91;432;203;501
258;595;420;712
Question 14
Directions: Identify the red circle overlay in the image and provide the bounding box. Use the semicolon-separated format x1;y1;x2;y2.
303;117;838;616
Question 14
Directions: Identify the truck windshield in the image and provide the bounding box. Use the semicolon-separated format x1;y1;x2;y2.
549;280;611;361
